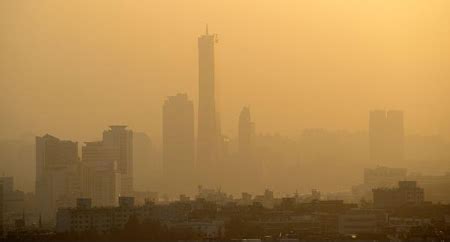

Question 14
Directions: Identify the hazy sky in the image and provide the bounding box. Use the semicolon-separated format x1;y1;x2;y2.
1;0;449;144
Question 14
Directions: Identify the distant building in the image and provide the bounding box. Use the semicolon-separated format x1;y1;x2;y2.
197;26;221;184
364;166;407;188
238;107;255;157
132;132;152;191
56;197;150;234
352;166;407;202
162;93;195;195
102;126;133;196
167;220;225;239
81;141;122;207
237;107;260;192
338;209;387;235
373;181;424;208
369;110;404;164
80;126;133;207
408;172;450;203
35;134;80;222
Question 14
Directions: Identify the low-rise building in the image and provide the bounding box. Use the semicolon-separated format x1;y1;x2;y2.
56;197;150;234
373;181;424;209
338;209;387;235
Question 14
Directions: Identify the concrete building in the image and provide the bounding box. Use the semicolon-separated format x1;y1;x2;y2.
373;181;424;209
82;141;121;207
102;126;133;196
167;220;225;239
369;110;404;164
408;172;450;203
56;197;150;234
132;132;152;191
338;209;387;235
197;25;221;184
35;134;79;223
162;93;195;195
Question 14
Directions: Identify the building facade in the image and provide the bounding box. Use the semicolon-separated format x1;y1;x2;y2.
197;26;221;184
162;93;195;195
35;134;80;223
373;181;424;208
369;110;404;164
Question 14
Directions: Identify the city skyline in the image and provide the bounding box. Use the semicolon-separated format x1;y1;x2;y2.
1;1;450;240
1;1;450;142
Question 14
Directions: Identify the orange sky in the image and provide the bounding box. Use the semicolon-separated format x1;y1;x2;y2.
1;0;449;143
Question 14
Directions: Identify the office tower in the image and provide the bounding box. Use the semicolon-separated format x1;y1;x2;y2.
80;126;132;205
238;107;255;157
197;26;220;182
163;93;195;194
102;126;133;196
386;110;404;162
81;142;121;207
237;107;260;192
369;110;387;162
133;132;152;191
369;110;404;164
35;134;79;222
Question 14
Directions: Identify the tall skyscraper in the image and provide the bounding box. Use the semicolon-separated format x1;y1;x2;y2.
238;107;255;157
386;110;404;162
35;134;79;222
80;126;133;205
133;132;152;191
197;26;221;182
369;110;404;164
163;93;195;194
81;141;121;207
102;126;133;196
237;107;260;192
369;110;387;162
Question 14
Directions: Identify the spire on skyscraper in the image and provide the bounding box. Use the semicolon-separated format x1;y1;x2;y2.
206;24;209;35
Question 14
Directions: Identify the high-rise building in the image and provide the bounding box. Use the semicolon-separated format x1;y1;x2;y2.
80;126;133;205
237;107;260;192
197;26;221;183
238;107;255;157
369;110;404;164
35;134;79;222
133;132;152;191
369;110;387;162
163;93;195;195
81;141;121;207
386;110;404;162
102;126;133;196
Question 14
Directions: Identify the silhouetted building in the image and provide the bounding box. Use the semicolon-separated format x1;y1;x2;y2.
364;166;407;188
102;126;133;196
408;172;450;203
163;93;195;195
82;141;122;207
197;26;221;184
238;107;255;157
56;196;150;234
338;209;387;235
352;166;408;202
369;110;404;164
373;181;424;209
35;134;79;222
237;107;260;191
133;132;152;191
